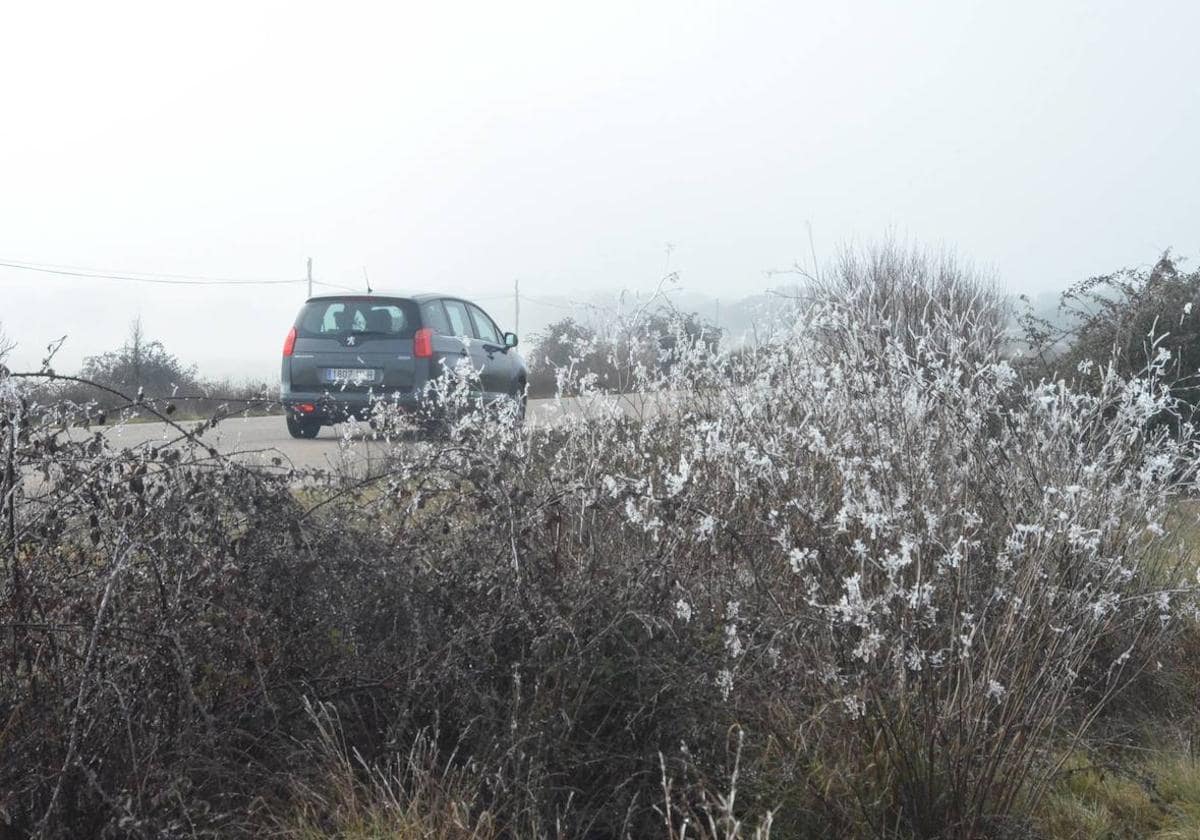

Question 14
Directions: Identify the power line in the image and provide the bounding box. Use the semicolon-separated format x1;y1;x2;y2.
518;294;575;310
0;258;301;286
311;280;360;292
0;257;592;307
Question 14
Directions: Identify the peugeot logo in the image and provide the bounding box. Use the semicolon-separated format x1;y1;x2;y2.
344;335;356;346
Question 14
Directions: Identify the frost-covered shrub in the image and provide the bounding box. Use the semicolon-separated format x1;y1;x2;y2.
407;246;1199;835
2;247;1197;838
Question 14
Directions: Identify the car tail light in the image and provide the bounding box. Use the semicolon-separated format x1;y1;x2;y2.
282;326;297;357
298;403;315;413
414;327;433;359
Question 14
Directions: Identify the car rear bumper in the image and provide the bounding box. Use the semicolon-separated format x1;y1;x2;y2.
282;390;424;424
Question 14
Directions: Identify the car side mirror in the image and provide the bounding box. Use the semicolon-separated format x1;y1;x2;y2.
503;332;518;349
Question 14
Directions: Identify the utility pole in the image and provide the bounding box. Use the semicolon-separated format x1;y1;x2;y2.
514;278;520;335
306;257;313;299
715;297;720;331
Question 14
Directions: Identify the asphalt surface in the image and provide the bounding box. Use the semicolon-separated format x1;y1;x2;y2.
85;394;660;473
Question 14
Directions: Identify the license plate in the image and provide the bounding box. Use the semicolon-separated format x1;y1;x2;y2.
324;368;379;384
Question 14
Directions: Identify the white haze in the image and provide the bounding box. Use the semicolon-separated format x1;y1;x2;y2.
1;0;1198;379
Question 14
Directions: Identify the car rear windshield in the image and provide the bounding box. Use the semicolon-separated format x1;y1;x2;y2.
295;297;421;339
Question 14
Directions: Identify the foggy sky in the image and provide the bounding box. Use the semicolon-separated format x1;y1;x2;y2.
2;0;1198;380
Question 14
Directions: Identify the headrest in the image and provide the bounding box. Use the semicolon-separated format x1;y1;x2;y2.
366;308;393;333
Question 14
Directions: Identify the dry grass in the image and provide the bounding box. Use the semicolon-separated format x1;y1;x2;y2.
1037;749;1200;839
270;712;777;840
267;703;500;840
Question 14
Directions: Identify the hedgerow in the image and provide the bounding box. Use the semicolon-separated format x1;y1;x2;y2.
1;245;1197;838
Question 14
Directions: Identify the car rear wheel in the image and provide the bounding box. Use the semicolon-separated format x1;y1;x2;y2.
286;415;321;439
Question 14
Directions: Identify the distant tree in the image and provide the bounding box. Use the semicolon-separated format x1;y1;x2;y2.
525;318;612;397
0;323;13;373
641;309;722;369
80;317;197;398
526;310;721;397
527;318;596;369
1022;252;1200;403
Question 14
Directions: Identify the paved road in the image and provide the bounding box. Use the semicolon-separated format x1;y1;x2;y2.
90;412;393;473
85;394;662;472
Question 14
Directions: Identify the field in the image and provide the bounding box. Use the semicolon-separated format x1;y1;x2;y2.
4;249;1200;839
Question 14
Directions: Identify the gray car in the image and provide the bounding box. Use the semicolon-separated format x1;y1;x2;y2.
280;292;526;438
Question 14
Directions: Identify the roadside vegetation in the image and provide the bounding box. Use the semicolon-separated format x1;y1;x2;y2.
27;316;279;421
525;308;721;398
3;243;1200;838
